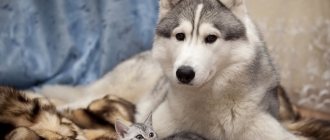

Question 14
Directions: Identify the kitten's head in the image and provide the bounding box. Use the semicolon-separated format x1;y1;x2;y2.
115;114;157;140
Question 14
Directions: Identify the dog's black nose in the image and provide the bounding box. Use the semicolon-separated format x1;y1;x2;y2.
176;66;195;84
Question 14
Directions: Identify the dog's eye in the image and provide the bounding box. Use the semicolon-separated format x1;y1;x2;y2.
149;132;154;137
175;33;185;41
205;35;218;44
135;134;144;139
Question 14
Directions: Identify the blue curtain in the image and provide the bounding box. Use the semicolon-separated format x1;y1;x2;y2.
0;0;159;89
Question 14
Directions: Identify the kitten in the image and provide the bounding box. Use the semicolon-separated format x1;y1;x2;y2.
115;114;207;140
115;114;157;140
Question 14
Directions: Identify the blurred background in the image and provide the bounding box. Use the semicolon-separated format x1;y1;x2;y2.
0;1;329;115
247;0;330;115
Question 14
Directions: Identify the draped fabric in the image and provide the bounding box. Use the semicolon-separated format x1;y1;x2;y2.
0;0;159;89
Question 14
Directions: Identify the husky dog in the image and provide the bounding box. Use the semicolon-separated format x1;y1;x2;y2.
35;0;330;139
136;0;298;139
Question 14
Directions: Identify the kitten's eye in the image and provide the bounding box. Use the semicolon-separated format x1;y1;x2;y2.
135;134;144;139
149;132;154;137
175;33;185;41
205;35;218;44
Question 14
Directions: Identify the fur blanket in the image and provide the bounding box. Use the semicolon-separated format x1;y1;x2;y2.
0;87;135;140
1;86;330;140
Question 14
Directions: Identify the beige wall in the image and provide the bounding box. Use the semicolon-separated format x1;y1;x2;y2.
246;0;330;113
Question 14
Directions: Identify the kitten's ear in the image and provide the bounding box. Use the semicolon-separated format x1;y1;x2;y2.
115;120;129;138
144;113;153;127
159;0;182;18
219;0;247;17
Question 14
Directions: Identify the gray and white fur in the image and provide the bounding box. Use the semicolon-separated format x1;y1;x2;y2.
116;114;158;140
35;0;303;139
136;0;299;139
35;0;330;139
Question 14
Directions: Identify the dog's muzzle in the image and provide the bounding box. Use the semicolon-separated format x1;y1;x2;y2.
176;66;195;84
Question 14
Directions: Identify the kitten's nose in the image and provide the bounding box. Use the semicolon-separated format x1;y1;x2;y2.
176;66;195;84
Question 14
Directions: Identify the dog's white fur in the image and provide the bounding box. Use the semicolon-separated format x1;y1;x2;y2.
136;0;298;139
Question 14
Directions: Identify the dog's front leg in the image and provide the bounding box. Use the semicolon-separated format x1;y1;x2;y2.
135;77;169;122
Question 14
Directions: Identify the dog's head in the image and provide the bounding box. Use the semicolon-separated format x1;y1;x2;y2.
153;0;257;87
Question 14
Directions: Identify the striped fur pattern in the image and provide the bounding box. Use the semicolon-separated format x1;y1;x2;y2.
0;86;135;140
5;127;41;140
62;95;135;140
115;114;208;140
0;86;86;140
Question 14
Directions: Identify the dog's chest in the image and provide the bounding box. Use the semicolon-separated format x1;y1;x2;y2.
153;90;252;140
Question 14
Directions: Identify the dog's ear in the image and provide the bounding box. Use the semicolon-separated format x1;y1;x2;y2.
159;0;181;18
219;0;247;17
